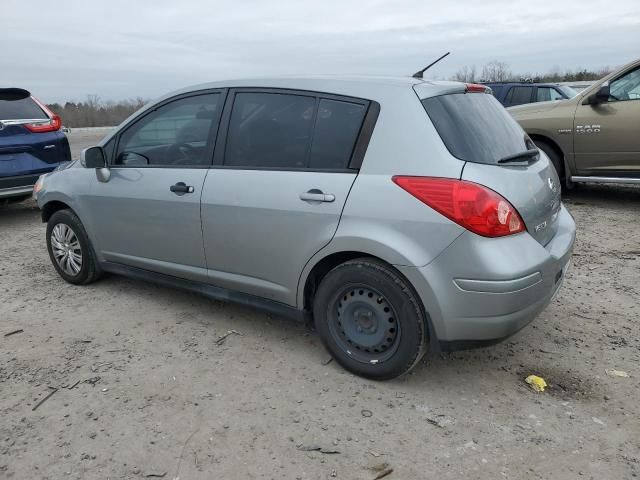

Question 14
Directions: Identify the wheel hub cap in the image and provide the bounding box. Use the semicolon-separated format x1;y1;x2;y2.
330;286;400;363
51;224;83;276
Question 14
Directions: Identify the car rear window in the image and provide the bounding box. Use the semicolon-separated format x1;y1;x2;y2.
0;97;47;120
421;92;529;165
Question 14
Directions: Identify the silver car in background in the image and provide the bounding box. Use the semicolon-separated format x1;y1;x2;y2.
34;76;575;379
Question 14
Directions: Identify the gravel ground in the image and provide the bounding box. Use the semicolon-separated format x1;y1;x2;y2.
1;130;639;479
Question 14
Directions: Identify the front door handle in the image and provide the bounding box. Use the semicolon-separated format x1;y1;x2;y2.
300;189;335;203
170;182;194;195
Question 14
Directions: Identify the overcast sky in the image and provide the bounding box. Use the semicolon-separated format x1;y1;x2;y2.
2;0;639;103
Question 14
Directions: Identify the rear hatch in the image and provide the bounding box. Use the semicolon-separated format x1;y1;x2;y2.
1;88;67;177
416;85;561;246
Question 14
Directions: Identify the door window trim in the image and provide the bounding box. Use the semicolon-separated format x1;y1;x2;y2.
109;88;228;169
211;87;379;173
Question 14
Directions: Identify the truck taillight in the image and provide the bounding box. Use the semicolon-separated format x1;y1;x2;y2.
392;176;525;237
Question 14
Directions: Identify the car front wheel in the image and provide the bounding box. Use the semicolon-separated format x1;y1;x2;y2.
313;258;429;380
46;209;101;285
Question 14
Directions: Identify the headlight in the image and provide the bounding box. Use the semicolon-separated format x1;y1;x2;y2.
32;175;46;200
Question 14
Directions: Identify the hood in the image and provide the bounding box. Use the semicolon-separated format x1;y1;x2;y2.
507;99;566;117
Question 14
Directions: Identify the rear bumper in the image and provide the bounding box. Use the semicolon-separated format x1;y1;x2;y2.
397;205;576;350
0;173;41;199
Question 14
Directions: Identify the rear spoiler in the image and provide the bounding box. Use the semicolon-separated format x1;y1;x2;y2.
0;88;31;101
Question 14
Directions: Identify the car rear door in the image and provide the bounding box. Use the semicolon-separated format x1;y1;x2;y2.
200;89;376;306
573;65;640;174
85;91;224;281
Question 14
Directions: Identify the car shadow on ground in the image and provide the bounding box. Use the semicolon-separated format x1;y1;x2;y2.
0;199;40;225
563;183;640;208
93;271;543;390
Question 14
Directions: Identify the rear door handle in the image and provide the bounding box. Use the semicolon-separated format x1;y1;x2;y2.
170;182;194;195
300;189;335;203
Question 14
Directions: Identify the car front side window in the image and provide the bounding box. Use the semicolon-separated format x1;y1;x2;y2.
536;87;564;102
609;66;640;102
115;93;221;167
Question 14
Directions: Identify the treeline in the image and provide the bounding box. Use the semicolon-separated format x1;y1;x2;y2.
452;61;612;83
46;95;147;128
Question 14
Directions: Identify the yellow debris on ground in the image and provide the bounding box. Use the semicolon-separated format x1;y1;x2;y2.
525;375;548;392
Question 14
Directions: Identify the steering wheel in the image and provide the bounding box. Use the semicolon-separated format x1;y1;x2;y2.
168;142;198;165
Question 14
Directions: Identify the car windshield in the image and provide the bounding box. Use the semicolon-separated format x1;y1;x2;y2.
421;92;530;165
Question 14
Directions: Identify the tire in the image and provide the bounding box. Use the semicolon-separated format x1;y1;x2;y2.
46;209;102;285
535;140;564;181
313;258;429;380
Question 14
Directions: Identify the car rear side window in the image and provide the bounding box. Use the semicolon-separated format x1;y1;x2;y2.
504;86;533;106
0;97;47;120
224;92;367;170
489;85;503;99
225;92;316;169
421;92;529;165
308;99;366;169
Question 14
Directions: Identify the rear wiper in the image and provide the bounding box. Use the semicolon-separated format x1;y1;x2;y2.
497;148;539;164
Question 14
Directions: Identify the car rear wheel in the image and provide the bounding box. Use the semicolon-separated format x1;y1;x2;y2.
313;258;428;380
534;140;564;182
46;209;101;285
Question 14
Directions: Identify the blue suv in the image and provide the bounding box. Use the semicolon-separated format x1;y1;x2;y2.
485;83;578;107
0;88;70;203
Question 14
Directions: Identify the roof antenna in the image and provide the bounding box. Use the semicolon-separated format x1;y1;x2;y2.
412;52;451;79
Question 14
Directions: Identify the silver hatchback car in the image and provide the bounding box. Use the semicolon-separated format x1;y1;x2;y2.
34;77;575;379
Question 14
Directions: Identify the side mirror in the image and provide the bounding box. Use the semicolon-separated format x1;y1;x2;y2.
82;146;106;168
585;83;610;105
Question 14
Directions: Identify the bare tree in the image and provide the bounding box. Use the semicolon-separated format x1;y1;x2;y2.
480;61;512;82
47;96;149;128
452;65;477;82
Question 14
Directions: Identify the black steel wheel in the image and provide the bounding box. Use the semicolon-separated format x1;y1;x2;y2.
329;285;401;364
314;257;429;380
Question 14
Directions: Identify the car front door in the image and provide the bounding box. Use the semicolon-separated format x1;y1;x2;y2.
200;89;375;306
573;66;640;174
87;91;224;281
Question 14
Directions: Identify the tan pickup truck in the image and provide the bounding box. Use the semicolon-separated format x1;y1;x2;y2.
508;58;640;187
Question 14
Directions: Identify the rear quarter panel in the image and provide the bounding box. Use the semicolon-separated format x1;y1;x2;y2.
297;86;466;306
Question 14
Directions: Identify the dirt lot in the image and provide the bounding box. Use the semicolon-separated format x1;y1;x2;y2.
1;130;639;480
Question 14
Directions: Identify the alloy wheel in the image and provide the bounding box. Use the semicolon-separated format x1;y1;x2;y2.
50;223;83;276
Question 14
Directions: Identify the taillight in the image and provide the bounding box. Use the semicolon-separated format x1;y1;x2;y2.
24;96;62;133
465;83;489;93
23;115;62;133
392;176;525;237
